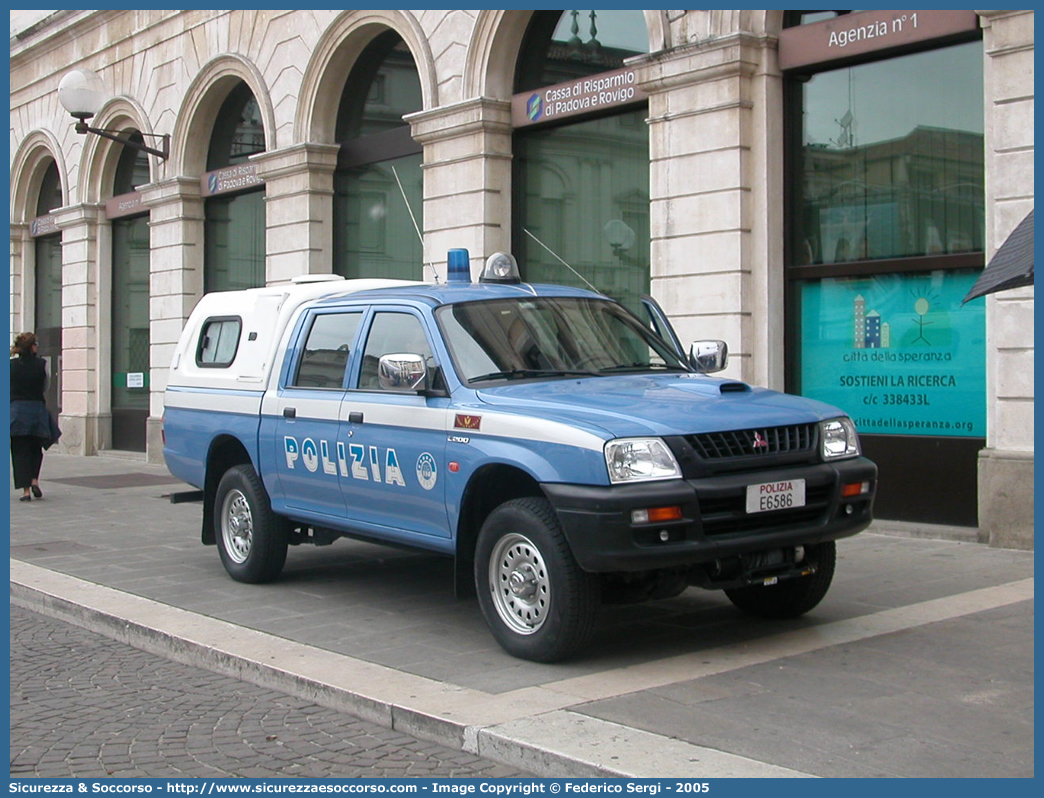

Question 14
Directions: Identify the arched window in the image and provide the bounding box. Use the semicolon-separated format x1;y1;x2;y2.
109;132;152;451
33;160;64;413
513;10;650;310
333;30;424;280
204;83;266;292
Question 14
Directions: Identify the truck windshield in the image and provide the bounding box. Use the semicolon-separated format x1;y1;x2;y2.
435;297;690;385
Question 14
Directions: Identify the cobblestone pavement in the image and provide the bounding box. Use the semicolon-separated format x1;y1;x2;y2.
10;606;529;779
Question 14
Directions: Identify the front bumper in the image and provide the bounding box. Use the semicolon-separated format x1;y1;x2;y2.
541;456;877;573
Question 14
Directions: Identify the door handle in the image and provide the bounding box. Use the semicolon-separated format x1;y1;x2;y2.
283;407;296;419
348;412;364;424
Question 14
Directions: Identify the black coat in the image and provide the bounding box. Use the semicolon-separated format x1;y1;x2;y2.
10;354;60;447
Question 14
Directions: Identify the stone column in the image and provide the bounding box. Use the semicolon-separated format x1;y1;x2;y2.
10;224;28;336
406;98;514;279
53;203;102;456
631;32;783;388
252;143;341;284
140;177;204;463
977;10;1034;549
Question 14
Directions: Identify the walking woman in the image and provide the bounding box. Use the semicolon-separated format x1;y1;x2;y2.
10;332;60;501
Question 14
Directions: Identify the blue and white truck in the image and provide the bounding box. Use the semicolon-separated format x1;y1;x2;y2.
163;250;876;661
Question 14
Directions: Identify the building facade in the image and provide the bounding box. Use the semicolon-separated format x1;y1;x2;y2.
9;10;1034;547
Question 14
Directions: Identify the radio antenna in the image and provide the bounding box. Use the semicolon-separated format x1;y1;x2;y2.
522;228;599;293
391;165;439;283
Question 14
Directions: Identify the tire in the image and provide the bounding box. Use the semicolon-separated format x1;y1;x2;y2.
475;497;600;662
214;464;288;584
724;541;836;619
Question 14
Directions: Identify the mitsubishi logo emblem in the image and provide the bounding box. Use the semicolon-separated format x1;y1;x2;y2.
752;431;769;451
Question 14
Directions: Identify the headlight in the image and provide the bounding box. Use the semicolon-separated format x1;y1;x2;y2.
605;438;681;484
820;417;861;460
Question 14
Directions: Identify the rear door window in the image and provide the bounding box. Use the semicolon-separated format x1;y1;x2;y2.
292;311;363;389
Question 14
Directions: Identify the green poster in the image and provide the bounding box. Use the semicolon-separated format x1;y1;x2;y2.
799;270;985;437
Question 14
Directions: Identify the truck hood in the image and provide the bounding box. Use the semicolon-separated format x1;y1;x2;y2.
474;373;846;439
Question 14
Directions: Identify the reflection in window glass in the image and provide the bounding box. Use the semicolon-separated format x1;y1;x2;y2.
334;152;423;280
36;161;63;215
516;9;648;91
111;215;151;409
793;42;984;266
205;83;266;292
294;313;362;389
207;83;266;169
34;233;63;413
359;313;432;390
334;31;424;280
436;297;684;384
205;190;266;292
335;32;423;141
113;133;150;194
515;108;649;311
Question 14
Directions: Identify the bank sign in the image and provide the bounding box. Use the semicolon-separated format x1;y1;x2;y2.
799;271;985;438
512;66;646;128
200;163;262;197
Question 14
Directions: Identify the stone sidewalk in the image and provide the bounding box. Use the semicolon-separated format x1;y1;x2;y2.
10;605;527;779
9;452;1035;777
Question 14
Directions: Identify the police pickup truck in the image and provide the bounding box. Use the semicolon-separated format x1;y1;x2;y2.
163;249;876;662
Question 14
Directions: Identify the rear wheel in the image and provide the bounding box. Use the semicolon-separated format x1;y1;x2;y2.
724;541;836;619
475;497;599;662
214;464;288;583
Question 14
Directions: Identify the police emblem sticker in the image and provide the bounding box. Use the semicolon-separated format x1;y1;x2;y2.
416;452;438;491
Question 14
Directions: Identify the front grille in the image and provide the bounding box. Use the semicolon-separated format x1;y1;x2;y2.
687;423;817;461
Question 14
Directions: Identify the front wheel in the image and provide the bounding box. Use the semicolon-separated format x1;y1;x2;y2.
724;541;836;619
214;464;288;584
475;497;599;662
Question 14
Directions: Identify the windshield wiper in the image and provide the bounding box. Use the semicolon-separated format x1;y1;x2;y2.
469;368;602;384
599;363;691;374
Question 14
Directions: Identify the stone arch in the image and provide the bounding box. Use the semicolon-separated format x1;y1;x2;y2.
10;131;68;223
295;10;436;144
171;54;275;177
77;95;158;205
464;10;669;100
680;10;784;42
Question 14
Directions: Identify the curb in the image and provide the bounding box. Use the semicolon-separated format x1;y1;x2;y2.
9;559;812;779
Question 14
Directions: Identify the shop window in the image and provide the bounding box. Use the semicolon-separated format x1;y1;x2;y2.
791;43;984;267
785;35;986;526
205;83;266;293
33;160;64;414
333;31;424;280
110;133;152;451
513;10;650;312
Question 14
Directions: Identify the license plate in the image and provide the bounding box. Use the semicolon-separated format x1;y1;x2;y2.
746;479;806;514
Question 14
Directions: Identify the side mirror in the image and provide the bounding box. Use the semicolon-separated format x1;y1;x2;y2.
689;340;728;374
378;353;428;392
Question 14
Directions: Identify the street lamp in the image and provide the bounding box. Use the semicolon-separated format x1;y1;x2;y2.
57;68;169;160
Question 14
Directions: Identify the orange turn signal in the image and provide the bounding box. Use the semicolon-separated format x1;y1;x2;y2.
841;481;870;498
631;506;683;524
